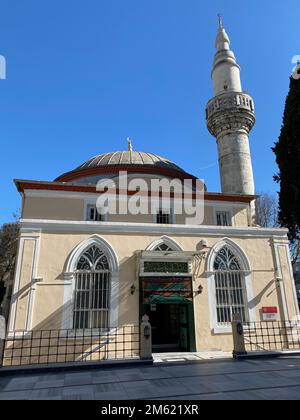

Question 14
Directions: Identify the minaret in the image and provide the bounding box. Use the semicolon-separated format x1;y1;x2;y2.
206;17;255;195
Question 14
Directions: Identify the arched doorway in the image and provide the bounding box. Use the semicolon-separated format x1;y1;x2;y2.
141;238;195;352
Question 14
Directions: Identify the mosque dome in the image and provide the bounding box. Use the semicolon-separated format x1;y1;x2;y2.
55;150;197;184
77;151;184;172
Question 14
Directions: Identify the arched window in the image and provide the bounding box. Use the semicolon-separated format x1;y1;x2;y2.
214;246;249;325
153;243;174;252
73;245;111;329
146;236;183;252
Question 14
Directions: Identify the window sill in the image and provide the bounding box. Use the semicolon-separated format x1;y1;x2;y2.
212;326;232;335
60;328;115;339
212;324;256;335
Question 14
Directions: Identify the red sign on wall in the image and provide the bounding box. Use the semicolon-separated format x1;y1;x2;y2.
262;307;278;321
262;307;278;314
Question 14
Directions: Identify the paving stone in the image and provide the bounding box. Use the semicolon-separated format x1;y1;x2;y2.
62;385;95;400
0;390;31;400
34;379;65;389
1;356;300;400
29;387;63;400
64;371;92;386
121;380;159;399
92;372;119;384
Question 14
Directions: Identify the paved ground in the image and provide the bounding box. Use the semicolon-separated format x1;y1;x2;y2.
153;351;232;363
1;356;300;400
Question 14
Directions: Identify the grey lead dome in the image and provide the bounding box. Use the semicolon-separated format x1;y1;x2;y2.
76;151;185;172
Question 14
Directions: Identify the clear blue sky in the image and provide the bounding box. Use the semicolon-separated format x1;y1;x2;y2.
0;0;299;223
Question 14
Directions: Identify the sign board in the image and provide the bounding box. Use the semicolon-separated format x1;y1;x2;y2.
0;315;6;340
262;307;278;321
150;304;157;312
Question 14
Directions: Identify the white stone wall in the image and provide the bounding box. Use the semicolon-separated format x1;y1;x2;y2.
217;131;255;195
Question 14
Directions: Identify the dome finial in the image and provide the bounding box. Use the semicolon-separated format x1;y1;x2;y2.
127;137;133;152
218;13;223;29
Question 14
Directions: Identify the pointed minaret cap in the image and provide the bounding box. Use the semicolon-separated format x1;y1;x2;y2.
211;16;242;95
215;14;230;51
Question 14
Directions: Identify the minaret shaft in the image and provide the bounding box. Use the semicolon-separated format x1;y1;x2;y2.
206;20;255;196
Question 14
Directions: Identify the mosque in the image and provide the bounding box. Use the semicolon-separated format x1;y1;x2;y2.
6;19;299;358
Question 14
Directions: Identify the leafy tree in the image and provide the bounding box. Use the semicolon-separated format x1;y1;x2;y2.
0;218;19;315
273;74;300;242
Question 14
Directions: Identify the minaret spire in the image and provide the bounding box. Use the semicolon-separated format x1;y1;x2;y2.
205;21;255;196
213;19;241;94
218;14;223;29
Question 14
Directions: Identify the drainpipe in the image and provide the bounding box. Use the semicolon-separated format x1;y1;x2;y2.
271;237;289;321
0;315;6;367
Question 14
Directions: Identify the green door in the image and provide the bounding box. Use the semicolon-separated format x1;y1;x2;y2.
179;305;189;351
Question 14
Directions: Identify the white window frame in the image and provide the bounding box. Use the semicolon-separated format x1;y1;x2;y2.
62;235;119;332
73;270;111;330
206;238;255;334
214;270;249;326
84;200;108;222
153;206;175;225
214;209;233;227
145;236;183;252
86;205;103;222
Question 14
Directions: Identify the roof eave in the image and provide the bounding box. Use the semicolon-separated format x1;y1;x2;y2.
14;179;256;203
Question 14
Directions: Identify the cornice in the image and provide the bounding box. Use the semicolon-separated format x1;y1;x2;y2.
19;218;289;239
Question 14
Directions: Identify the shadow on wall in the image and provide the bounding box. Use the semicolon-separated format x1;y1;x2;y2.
4;254;142;367
117;254;140;325
248;279;277;311
21;253;141;331
3;299;141;367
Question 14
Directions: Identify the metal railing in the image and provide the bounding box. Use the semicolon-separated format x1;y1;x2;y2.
243;321;300;352
2;325;140;367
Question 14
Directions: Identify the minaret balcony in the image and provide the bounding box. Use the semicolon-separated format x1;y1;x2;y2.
206;91;255;120
206;91;256;138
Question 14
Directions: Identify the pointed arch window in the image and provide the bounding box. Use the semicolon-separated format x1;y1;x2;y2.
73;245;111;329
153;243;174;252
214;246;249;325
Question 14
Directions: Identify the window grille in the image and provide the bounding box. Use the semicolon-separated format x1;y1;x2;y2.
153;243;174;252
216;211;231;226
87;206;103;221
214;246;249;325
156;210;171;224
73;245;110;329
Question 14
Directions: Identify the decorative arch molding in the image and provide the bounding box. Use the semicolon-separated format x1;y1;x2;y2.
65;235;119;274
62;235;119;330
206;238;255;334
145;236;184;252
206;238;251;274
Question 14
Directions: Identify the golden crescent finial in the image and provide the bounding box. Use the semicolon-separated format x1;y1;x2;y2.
127;137;133;152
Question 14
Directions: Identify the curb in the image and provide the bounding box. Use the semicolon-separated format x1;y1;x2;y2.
234;350;300;360
0;358;153;376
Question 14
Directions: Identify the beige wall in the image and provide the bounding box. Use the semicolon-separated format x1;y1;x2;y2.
31;284;64;329
22;194;250;227
14;239;35;330
23;196;84;221
233;207;249;227
9;229;298;353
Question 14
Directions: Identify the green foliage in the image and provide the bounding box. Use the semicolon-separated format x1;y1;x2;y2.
0;221;19;308
273;76;300;241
